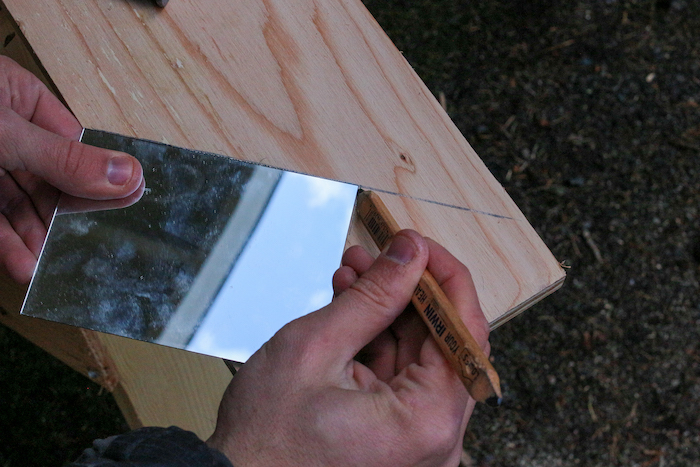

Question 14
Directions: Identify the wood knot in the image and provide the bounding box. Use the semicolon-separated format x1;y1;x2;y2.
396;153;415;173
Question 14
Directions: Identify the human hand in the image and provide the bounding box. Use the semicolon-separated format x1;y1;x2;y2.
0;56;144;284
207;230;490;467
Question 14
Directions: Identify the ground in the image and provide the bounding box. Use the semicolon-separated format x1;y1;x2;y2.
1;0;699;466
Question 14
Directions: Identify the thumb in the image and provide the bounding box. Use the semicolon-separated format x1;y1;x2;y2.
314;230;429;362
0;107;143;200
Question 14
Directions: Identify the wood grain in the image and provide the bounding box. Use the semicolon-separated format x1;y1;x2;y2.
5;0;528;210
0;0;565;435
4;0;563;323
98;333;231;437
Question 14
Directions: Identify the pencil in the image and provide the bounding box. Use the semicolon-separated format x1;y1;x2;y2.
356;190;502;407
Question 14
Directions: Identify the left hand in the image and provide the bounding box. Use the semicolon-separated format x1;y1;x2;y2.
0;56;144;284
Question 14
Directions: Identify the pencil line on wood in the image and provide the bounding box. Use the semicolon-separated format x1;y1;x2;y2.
362;186;518;220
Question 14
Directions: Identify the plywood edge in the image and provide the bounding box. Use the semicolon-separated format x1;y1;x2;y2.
111;382;144;429
0;278;120;390
489;274;567;330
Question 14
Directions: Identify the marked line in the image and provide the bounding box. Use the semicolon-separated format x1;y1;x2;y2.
360;186;517;221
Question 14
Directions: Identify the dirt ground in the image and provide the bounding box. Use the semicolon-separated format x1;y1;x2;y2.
2;0;699;466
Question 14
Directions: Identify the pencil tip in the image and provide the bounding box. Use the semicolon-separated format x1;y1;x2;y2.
486;396;502;407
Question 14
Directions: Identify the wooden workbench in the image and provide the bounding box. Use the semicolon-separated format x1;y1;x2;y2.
0;0;564;439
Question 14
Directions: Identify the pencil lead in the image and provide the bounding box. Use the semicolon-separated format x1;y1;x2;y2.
486;395;502;408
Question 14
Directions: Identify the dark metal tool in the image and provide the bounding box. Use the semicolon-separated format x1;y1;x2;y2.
155;0;168;7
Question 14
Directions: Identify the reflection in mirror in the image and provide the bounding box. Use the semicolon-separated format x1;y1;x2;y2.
22;129;358;363
57;180;146;214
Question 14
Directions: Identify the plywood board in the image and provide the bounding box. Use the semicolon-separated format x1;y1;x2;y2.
2;0;564;324
98;333;231;436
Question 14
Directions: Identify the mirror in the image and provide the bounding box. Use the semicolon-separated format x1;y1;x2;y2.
22;129;358;363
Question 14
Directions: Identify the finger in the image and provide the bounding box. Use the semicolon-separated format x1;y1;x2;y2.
390;304;430;370
0;106;143;200
58;178;145;214
359;306;431;381
339;246;428;377
0;56;81;139
355;328;397;381
337;248;399;380
0;169;46;256
10;170;60;227
341;245;374;274
332;245;375;296
29;84;83;140
416;238;490;378
0;213;37;284
332;265;358;297
310;230;429;363
356;236;489;377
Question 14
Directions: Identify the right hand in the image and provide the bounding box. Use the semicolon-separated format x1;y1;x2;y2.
208;230;490;467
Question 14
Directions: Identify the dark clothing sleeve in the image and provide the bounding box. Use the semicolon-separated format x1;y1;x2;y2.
68;426;233;467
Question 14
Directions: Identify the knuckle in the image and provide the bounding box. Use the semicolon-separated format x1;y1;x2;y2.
469;310;491;350
0;57;45;115
0;173;29;219
348;275;396;313
0;108;20;165
266;315;338;378
53;139;88;179
265;318;315;367
0;189;28;218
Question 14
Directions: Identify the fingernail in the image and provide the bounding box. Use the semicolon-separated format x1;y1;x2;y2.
107;156;134;186
385;234;417;265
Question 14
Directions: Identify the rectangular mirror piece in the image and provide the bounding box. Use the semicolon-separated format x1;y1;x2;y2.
22;129;358;363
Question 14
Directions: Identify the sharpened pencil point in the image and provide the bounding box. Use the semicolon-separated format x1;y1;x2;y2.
486;396;502;408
